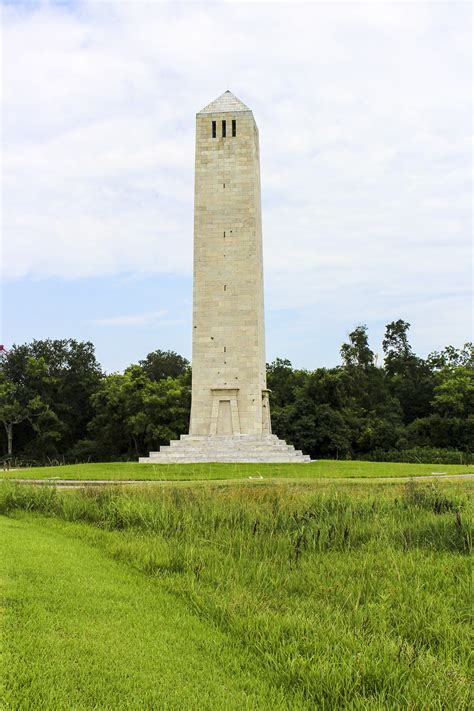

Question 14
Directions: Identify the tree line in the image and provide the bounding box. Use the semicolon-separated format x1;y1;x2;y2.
0;320;472;465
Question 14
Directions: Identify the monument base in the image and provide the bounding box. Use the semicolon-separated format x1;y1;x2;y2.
139;434;311;464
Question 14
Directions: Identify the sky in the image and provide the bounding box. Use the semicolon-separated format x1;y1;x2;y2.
1;0;472;373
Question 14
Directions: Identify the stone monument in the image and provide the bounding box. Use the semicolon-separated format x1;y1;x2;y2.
140;91;310;463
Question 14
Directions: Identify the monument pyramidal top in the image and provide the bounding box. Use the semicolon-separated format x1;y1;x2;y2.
198;90;251;115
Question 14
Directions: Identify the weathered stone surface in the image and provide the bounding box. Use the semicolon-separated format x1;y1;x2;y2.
140;91;310;464
139;434;311;464
190;91;268;437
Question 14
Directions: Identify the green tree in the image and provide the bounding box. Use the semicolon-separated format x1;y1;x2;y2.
411;343;474;454
272;368;352;459
338;326;404;454
266;359;309;448
340;325;374;369
382;320;434;423
88;366;191;459
1;340;102;459
413;365;474;453
0;376;29;456
266;358;305;408
86;373;130;459
139;350;190;382
382;319;413;376
432;365;474;419
0;358;63;458
427;343;473;371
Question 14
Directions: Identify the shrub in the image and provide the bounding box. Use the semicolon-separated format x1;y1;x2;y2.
365;447;469;465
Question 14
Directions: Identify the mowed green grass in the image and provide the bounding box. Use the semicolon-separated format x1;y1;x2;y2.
1;479;472;709
0;516;291;710
2;458;472;481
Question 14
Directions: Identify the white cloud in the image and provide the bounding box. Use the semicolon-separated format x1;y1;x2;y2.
1;1;472;353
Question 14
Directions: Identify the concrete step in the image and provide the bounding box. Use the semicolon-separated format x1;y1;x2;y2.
140;435;311;464
149;447;307;454
142;452;311;464
141;458;309;464
149;451;298;460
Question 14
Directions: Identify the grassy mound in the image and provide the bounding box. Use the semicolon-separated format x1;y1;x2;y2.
2;459;472;481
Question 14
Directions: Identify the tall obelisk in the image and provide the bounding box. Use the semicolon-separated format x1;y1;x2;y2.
140;92;310;462
189;90;270;437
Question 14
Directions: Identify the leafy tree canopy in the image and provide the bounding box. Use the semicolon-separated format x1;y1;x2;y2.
1;328;472;464
340;325;375;370
138;350;190;382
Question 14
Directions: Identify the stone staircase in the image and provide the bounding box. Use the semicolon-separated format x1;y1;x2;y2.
139;434;311;464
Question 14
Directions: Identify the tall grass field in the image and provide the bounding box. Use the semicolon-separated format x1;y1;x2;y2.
1;478;472;709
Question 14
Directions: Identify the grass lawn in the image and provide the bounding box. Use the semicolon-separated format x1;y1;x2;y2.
2;459;472;481
1;478;472;709
0;516;288;710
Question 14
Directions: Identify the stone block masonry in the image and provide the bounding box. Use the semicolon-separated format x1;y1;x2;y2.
140;91;310;464
139;435;311;464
